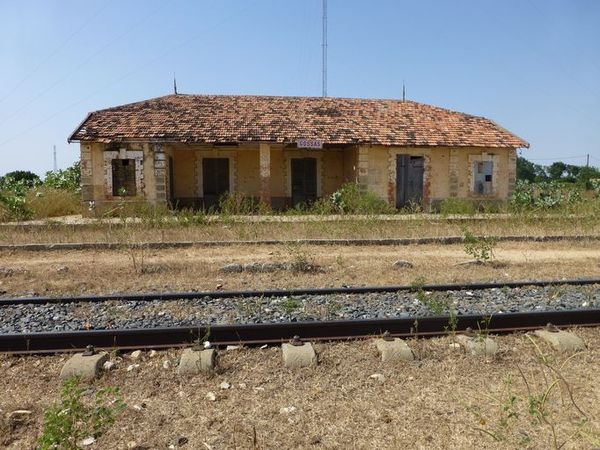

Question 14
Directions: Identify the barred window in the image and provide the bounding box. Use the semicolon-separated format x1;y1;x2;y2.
112;159;136;196
472;160;493;195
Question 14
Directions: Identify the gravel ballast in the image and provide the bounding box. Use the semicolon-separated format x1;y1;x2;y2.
0;284;598;333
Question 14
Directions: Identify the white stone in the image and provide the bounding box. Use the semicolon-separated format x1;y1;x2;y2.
126;364;140;372
132;404;143;412
374;338;414;362
369;373;385;382
226;345;241;351
238;382;247;389
149;350;158;358
456;335;499;356
162;360;171;370
130;350;143;360
281;342;317;368
80;437;96;446
534;329;585;352
206;392;217;401
103;361;115;371
220;381;231;390
279;406;297;415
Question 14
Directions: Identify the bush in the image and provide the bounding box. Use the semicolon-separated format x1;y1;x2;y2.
439;198;476;215
38;377;125;450
25;187;80;219
510;180;583;211
218;192;271;215
44;162;81;192
329;183;394;214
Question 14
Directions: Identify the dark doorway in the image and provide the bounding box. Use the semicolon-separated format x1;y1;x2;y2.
291;157;317;207
203;158;229;209
396;155;424;207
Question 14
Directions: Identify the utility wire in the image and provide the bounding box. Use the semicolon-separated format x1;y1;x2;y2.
0;0;168;126
0;0;258;148
0;0;114;106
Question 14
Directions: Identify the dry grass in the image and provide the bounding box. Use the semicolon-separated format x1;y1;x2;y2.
1;329;600;449
0;241;599;296
23;187;80;219
0;214;599;245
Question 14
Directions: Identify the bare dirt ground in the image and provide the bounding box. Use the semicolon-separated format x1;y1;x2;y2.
1;329;599;449
0;241;599;296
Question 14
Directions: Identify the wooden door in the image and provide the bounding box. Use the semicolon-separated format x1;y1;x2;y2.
291;158;317;207
396;155;424;207
203;158;229;209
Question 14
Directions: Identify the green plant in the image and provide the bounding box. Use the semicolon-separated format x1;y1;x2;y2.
285;244;319;273
38;377;125;450
218;192;271;215
280;297;302;314
463;229;497;263
439;198;476;216
43;162;81;192
329;182;395;215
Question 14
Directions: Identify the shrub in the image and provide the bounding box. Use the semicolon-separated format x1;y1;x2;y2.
25;187;80;219
218;192;271;215
38;377;125;450
463;229;496;262
510;180;584;211
44;162;81;192
329;183;394;214
439;198;476;215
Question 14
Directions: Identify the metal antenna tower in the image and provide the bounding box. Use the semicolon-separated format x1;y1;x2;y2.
322;0;327;97
53;144;57;172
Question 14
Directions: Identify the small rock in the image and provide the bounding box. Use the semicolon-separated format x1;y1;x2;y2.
206;392;217;401
149;350;157;358
279;406;297;415
130;350;143;360
132;404;143;412
238;382;247;389
168;446;175;450
126;364;140;372
215;284;223;290
260;344;268;349
369;373;385;383
226;345;241;351
56;266;69;273
449;343;461;349
163;360;171;369
177;436;189;446
407;376;414;381
103;361;115;371
80;436;96;446
393;260;414;268
220;381;231;390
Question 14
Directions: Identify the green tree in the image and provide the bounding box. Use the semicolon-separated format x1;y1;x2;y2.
547;162;567;180
516;157;546;182
0;170;41;188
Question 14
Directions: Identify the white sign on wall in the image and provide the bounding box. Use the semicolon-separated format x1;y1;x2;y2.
297;139;324;149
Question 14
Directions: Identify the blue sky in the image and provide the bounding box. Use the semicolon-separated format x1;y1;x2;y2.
1;0;599;175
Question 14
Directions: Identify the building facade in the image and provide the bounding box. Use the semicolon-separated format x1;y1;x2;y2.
69;94;528;212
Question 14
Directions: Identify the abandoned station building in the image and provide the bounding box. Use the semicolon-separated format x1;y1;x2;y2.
69;94;529;212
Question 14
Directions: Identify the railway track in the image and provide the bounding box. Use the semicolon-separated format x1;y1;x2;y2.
1;278;599;354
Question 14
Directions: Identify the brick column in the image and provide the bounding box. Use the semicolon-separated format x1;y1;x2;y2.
152;143;167;205
357;145;369;192
80;144;93;203
448;149;459;197
507;148;517;197
259;143;271;205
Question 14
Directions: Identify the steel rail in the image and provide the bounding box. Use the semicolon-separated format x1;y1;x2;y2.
1;308;600;354
1;277;599;306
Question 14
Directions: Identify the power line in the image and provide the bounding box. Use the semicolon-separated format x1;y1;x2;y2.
322;0;327;97
0;0;258;148
0;0;167;127
0;0;113;106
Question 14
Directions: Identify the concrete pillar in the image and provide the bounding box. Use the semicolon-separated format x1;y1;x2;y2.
448;149;459;197
60;351;109;380
357;145;369;193
259;143;271;206
152;143;168;206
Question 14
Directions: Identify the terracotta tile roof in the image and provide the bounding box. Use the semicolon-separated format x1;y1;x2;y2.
69;94;528;148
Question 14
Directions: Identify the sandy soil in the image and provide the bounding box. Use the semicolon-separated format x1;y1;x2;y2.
0;241;599;297
1;329;599;449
